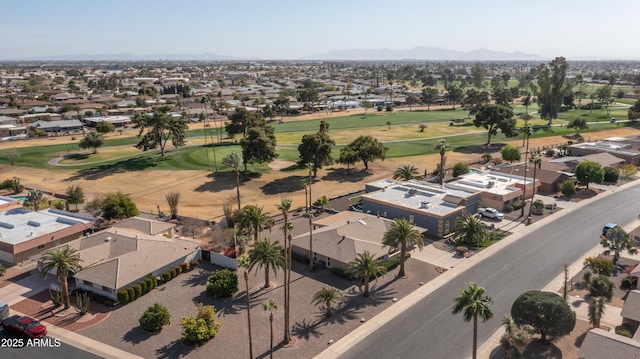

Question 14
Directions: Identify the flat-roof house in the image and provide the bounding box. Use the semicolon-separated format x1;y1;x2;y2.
291;212;418;270
38;217;199;301
0;197;98;264
451;170;540;209
83;115;132;128
362;180;481;238
29;119;84;134
570;141;640;166
491;162;572;194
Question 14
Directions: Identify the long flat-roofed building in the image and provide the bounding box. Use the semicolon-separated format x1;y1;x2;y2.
0;196;97;264
451;170;540;210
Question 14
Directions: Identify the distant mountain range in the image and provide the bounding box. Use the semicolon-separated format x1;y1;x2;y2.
305;46;546;61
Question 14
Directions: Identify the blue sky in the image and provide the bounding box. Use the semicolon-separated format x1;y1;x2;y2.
2;0;640;60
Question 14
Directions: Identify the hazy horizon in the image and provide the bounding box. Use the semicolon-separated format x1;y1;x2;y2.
3;0;640;61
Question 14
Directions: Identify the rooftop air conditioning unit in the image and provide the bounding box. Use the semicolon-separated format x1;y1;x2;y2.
488;181;495;188
421;201;430;208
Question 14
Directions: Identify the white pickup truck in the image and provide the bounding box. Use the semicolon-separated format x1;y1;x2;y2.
477;207;504;220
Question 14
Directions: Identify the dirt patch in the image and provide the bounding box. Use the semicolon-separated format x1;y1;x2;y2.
268;159;297;171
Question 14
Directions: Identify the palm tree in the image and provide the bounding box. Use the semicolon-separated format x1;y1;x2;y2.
25;189;45;212
346;251;387;297
223;152;242;210
248;239;284;288
521;124;533;217
276;199;293;344
238;256;253;359
452;214;489;248
452;282;494;359
393;165;419;181
588;296;606;328
39;246;82;309
527;150;542;217
311;286;344;319
500;315;531;359
262;299;278;359
382;218;424;278
239;205;269;243
600;226;638;265
434;139;449;186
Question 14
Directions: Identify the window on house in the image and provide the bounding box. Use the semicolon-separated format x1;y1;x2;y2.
326;257;331;268
444;220;450;234
313;253;317;263
37;245;45;249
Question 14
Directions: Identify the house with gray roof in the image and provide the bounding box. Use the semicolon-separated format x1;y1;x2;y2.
29;119;84;134
579;328;640;359
37;217;199;301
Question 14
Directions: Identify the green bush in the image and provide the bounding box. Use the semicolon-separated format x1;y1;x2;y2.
174;266;182;275
512;201;525;210
452;162;470;177
0;179;15;189
117;290;129;305
104;299;116;307
139;303;171;332
385;104;393;112
455;246;468;255
616;324;634;338
330;267;353;280
621;277;633;289
145;277;154;291
133;284;142;299
603;166;619;183
207;269;238;298
383;258;401;272
531;200;545;215
583;256;615;276
162;271;172;282
560;179;576;196
139;280;148;294
291;251;310;264
170;268;177;278
504;204;515;213
545;149;555;157
127;287;136;301
181;303;221;344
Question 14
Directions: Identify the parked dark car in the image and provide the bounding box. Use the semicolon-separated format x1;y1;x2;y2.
1;315;47;338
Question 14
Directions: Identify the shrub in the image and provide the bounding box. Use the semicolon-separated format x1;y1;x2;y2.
376;105;383;112
150;275;158;288
170;268;177;278
383;258;401;272
127;287;136;301
560;179;576;196
621;277;633;289
583;271;592;285
139;303;171;332
616;324;634;338
452;162;470;177
145;277;154;291
181;303;221;344
545;149;555;157
531;200;545;215
603;166;619;183
174;266;182;275
189;259;199;269
133;284;142;299
385;104;393;112
583;256;615;276
139;280;148;294
162;271;172;282
207;269;239;298
117;290;129;304
181;263;189;272
512;201;525;210
455;246;468;255
504;204;515;213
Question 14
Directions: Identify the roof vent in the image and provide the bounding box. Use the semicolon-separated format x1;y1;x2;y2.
357;219;366;226
421;201;431;208
105;236;112;242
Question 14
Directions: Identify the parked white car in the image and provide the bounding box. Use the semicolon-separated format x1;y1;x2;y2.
477;207;504;220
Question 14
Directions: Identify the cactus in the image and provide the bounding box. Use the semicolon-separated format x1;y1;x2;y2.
74;292;91;315
49;289;63;307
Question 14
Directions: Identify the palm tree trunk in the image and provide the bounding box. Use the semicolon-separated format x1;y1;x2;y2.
60;273;70;309
521;134;530;217
235;172;241;211
244;271;253;359
283;213;291;344
264;264;270;288
269;313;274;358
399;243;406;277
364;276;370;297
472;315;478;359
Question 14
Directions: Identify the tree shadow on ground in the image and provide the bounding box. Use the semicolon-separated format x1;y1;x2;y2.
64;156;164;181
260;175;307;195
343;281;398;312
193;172;240;192
291;317;327;341
122;327;160;344
180;267;213;288
322;168;373;183
155;339;195;359
523;339;562;359
453;143;506;154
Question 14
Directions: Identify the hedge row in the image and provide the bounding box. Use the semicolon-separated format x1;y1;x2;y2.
117;276;158;305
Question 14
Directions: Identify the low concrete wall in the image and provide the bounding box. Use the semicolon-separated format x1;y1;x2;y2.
210;252;237;270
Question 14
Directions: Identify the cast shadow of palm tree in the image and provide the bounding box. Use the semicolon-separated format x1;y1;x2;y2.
291;317;326;340
64;156;164;181
181;267;213;288
343;283;397;311
155;339;195;359
122;327;160;344
193;172;239;192
260;175;307;195
322;168;372;183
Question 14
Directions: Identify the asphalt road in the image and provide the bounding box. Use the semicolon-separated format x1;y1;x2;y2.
0;328;102;359
340;184;640;359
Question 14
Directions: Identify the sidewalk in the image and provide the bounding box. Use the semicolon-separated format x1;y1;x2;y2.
316;179;640;359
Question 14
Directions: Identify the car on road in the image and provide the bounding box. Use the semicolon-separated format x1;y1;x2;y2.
477;207;504;220
602;223;618;236
1;315;47;338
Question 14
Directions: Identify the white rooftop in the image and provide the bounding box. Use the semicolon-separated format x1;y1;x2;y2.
363;181;479;216
0;207;96;245
452;170;529;195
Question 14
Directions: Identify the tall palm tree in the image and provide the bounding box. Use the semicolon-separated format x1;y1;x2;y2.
346;251;388;297
382;218;424;278
276;199;293;344
262;299;278;359
527;150;542;217
65;185;85;211
39;246;82;309
520;125;533;217
239;204;269;243
223;152;242;210
434;139;449;186
238;256;253;359
199;110;211;171
452;282;494;359
588;296;606;328
600;226;638;265
392;165;419;181
248;239;284;288
311;286;344;319
26;189;44;212
307;166;314;272
452;214;489;248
